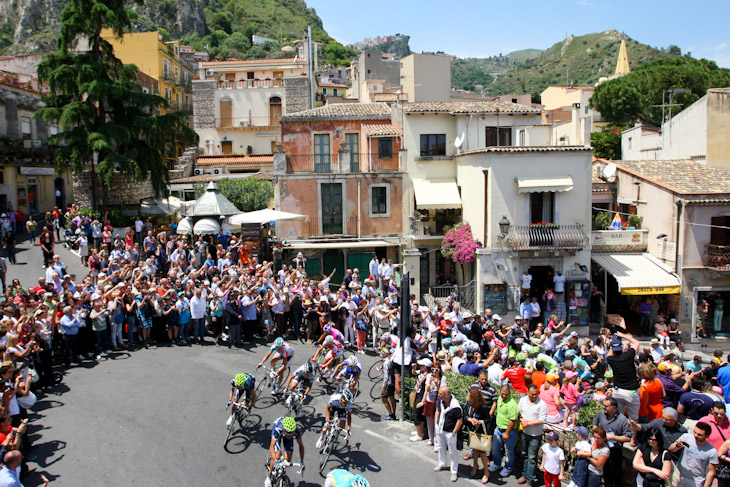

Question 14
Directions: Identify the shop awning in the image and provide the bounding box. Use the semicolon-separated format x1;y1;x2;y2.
592;253;680;295
412;179;462;209
516;177;573;193
285;240;398;250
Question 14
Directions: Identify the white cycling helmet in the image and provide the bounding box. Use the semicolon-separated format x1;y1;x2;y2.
346;356;359;367
324;335;334;346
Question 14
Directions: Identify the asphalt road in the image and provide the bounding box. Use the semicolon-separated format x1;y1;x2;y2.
6;236;524;487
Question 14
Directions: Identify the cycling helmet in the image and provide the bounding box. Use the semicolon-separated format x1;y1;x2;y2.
323;323;332;333
514;337;524;345
604;370;614;378
381;332;391;342
341;389;354;402
324;335;334;345
352;475;370;487
274;337;284;348
413;335;426;346
453;335;464;344
304;361;315;374
346;356;359;367
234;373;248;387
484;331;494;339
565;349;576;358
530;346;540;355
515;352;527;361
282;416;297;433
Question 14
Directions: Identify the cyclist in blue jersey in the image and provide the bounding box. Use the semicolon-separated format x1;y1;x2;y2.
316;389;354;449
226;373;257;426
323;469;370;487
266;416;305;487
333;355;362;385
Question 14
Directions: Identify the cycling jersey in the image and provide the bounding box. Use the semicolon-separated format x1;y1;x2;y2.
271;343;295;360
328;393;354;413
342;365;361;379
324;469;358;487
382;335;399;350
230;374;255;391
328;328;344;343
460;338;480;353
326;340;344;359
293;363;316;382
537;353;558;372
573;357;592;379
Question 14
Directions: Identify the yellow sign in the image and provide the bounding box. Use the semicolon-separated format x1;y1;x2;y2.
621;286;680;295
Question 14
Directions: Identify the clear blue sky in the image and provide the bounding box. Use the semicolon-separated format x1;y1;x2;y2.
308;0;730;68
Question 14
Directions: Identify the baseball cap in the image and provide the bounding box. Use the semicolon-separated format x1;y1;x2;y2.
575;426;589;439
650;338;659;344
492;314;501;321
547;432;559;441
657;362;669;372
565;370;578;379
611;336;623;352
417;358;433;368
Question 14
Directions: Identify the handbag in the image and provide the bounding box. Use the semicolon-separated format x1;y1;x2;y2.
423;400;436;417
712;422;730;479
17;391;37;410
468;422;492;452
409;390;416;408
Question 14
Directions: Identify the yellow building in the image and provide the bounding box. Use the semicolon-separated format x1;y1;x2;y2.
101;29;194;114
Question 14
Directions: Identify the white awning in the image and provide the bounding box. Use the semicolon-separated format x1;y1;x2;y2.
193;218;221;235
517;177;573;193
592;253;680;295
229;209;308;225
412;179;462;209
176;217;193;235
285;240;398;250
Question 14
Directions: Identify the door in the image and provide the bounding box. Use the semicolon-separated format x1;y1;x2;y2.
314;134;331;173
347;252;371;276
527;265;554;300
420;251;430;300
269;96;282;126
220;99;232;127
27;178;38;214
322;250;345;290
345;133;359;171
321;183;343;234
54;177;65;209
221;141;233;155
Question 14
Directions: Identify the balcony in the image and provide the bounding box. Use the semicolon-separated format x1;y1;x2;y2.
505;223;588;251
217;79;284;90
287;154;339;174
304;214;358;236
704;244;730;270
351;153;399;172
215;118;279;130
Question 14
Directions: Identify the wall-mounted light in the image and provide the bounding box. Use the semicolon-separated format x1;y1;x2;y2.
656;233;668;239
499;216;511;236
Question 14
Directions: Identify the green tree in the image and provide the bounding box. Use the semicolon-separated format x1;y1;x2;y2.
591;127;622;160
590;57;730;126
36;0;198;207
193;178;273;212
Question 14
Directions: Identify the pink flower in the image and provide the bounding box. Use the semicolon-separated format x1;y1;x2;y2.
441;223;480;264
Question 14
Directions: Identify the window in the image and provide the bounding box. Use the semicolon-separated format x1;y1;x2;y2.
420;134;446;156
530;192;555;224
485;127;511;147
314;134;331;172
322;87;327;95
20;115;32;140
518;130;526;147
345;133;359;171
372;186;388;215
333;88;338;96
378;138;393;159
711;217;730;245
628;137;633;150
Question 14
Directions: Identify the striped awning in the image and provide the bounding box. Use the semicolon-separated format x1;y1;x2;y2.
592;253;680;295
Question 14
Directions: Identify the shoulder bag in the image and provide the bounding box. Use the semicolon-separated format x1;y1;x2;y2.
712;421;730;479
468;421;492;452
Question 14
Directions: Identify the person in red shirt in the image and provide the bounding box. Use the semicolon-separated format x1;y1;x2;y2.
502;356;530;394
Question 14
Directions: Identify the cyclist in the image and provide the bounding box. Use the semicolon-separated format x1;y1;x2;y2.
323;469;370;487
285;360;316;398
316;389;354;449
315;322;344;346
379;332;399;353
266;416;305;487
226;373;257;426
258;337;295;390
567;349;592;380
333;355;361;387
313;335;344;378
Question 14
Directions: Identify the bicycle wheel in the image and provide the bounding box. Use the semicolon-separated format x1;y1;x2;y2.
256;374;268;395
369;381;381;401
276;475;291;487
368;360;383;380
225;413;236;444
319;435;333;474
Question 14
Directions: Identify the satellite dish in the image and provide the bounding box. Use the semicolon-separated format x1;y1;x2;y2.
454;132;465;150
601;163;616;180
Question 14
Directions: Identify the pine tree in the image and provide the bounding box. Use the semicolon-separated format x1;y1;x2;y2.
36;0;198;208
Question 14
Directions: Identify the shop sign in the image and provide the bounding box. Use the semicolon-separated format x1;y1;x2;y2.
621;286;680;295
592;230;646;246
20;167;55;175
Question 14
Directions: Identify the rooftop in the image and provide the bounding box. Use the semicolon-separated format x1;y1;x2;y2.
195;155;274;167
281;103;391;121
362;124;401;137
400;100;541;114
200;58;303;67
709;87;730;94
456;146;592;156
616;159;730;195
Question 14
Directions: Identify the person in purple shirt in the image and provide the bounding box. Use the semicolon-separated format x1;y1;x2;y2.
656;362;694;408
638;298;653;337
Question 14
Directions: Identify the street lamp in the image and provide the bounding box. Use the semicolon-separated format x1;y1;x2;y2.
499;216;511;236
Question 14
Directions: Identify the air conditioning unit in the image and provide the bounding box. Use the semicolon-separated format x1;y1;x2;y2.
206;69;214;77
204;139;214;145
194;168;205;176
239;120;248;127
211;168;223;175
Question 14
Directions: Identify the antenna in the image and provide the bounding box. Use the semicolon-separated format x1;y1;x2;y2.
454;133;465;151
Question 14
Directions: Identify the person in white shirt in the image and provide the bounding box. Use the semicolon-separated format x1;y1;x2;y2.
518;385;549;485
553;272;566;299
649;339;665;361
189;288;207;344
521;271;533;294
377;258;388;292
369;254;379;282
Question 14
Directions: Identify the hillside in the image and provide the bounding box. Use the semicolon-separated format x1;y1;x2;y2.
0;0;356;66
350;34;411;58
453;30;675;96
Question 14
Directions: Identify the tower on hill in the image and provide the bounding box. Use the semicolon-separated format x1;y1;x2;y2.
614;38;631;77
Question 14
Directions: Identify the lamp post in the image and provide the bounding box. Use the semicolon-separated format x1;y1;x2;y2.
499;216;511;238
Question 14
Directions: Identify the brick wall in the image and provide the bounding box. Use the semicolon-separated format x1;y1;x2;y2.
192;80;215;129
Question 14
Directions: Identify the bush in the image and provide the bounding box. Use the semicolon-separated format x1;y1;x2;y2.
593;211;612;230
578;399;601;427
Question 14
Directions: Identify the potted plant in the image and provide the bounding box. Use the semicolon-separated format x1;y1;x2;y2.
627;215;643;230
593;211;611;230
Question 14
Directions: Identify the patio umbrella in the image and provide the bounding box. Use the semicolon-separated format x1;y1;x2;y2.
193;218;221;235
176;217;193;235
609;212;622;230
229;209;308;225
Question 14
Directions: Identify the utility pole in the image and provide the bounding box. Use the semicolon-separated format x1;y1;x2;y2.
399;271;410;423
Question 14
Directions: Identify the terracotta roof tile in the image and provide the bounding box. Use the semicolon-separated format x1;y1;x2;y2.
362;124;400;136
281;103;391;121
170;172;273;184
401;100;541;114
616;159;730;195
200;58;301;67
196;155;274;166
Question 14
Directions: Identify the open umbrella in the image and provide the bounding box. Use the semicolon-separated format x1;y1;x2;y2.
609;212;622;230
193;218;221;235
229;209;308;225
176;217;193;235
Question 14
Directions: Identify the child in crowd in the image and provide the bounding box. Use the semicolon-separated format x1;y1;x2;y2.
540;431;565;487
568;426;591;487
592;382;607;402
561;371;582;429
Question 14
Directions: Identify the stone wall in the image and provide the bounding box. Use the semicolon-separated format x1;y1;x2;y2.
192;80;215;130
284;77;310;115
73;171;155;209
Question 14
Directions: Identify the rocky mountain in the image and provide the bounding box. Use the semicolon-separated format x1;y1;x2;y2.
454;30;677;96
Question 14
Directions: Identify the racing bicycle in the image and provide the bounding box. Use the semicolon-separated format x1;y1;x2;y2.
318;412;348;474
225;402;251;444
264;457;304;487
256;365;291;397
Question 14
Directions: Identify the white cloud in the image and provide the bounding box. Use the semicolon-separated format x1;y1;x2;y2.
694;42;730;68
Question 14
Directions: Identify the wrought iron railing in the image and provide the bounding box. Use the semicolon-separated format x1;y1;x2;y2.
217;79;284;89
704;244;730;270
505;224;588;251
286;154;339;173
